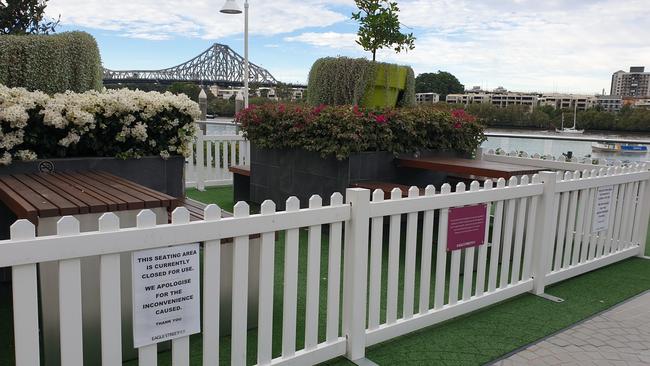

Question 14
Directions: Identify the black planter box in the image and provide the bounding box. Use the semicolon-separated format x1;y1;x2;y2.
250;146;456;210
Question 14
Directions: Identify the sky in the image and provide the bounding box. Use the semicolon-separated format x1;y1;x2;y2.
46;0;650;94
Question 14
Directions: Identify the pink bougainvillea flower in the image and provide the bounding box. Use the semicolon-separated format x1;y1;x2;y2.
352;104;363;117
312;104;326;115
375;114;388;124
454;122;462;129
278;104;286;113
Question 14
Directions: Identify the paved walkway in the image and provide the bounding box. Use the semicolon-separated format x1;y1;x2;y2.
493;291;650;366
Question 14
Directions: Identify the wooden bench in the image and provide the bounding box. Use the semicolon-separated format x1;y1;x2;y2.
351;181;426;199
229;164;250;203
0;171;178;224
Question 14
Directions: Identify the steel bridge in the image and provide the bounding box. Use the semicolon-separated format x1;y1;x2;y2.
103;43;279;87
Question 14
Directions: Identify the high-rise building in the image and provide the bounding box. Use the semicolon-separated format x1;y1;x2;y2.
610;67;650;97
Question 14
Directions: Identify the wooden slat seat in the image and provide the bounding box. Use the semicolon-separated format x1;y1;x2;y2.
351;181;425;199
0;171;179;223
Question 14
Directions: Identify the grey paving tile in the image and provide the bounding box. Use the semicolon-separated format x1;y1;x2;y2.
495;292;650;366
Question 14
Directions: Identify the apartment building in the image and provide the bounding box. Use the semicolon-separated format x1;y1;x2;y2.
415;92;440;104
610;67;650;97
490;93;538;110
538;94;597;111
446;93;491;104
595;95;623;113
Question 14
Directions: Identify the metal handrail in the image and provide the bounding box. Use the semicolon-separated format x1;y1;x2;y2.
485;131;650;145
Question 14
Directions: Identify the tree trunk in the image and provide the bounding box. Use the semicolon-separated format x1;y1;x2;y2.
372;50;376;61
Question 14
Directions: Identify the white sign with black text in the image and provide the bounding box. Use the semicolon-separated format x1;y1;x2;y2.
132;243;201;348
592;185;614;233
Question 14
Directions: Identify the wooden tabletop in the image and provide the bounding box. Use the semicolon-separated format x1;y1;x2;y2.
228;165;250;177
397;156;543;179
0;171;178;223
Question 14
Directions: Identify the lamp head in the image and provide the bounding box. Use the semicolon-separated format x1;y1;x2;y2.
220;0;242;14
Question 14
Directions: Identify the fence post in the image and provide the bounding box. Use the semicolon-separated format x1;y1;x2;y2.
532;171;558;295
637;169;650;258
196;132;206;191
342;188;370;361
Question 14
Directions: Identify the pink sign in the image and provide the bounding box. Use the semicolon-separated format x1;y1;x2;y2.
447;203;488;251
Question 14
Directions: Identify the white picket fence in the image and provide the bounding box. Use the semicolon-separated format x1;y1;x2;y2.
185;133;250;190
2;165;649;366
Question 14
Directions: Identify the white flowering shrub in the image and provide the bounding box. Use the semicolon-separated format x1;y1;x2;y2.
0;85;200;165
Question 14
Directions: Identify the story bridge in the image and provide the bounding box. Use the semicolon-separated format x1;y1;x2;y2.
103;43;281;87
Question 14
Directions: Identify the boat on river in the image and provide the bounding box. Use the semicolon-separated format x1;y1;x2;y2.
555;108;584;134
592;142;648;154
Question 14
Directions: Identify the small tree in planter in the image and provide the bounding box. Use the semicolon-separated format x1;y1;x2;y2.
352;0;415;62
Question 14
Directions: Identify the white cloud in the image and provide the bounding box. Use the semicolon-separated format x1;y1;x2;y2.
285;0;650;93
47;0;650;92
285;32;359;50
47;0;347;40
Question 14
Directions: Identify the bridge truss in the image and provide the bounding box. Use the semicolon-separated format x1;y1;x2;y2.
103;43;279;86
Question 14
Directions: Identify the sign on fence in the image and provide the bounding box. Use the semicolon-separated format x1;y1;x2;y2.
132;243;201;347
447;204;488;251
592;185;614;232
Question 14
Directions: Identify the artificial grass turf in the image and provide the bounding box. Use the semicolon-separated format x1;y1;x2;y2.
186;186;236;213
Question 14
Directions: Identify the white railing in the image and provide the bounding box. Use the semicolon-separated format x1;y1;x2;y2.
482;148;609;172
185;133;250;190
3;165;649;365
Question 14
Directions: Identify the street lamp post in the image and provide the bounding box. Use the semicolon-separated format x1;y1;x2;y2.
221;0;249;109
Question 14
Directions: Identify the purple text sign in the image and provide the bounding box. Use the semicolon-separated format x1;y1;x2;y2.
447;203;488;251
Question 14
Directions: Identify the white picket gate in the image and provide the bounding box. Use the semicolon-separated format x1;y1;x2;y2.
185;134;250;190
2;165;649;366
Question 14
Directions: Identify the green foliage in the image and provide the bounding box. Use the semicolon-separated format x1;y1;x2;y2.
307;57;376;106
237;103;485;160
450;103;650;132
0;31;102;93
307;57;415;108
0;0;59;35
167;82;202;101
415;71;464;100
351;0;416;61
398;66;416;107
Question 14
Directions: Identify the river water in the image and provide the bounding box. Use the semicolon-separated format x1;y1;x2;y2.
206;120;650;164
482;128;650;163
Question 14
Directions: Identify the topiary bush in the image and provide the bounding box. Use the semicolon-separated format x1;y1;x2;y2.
236;103;485;160
0;31;103;94
306;57;415;109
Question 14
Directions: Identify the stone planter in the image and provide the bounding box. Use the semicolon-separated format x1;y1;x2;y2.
250;146;458;209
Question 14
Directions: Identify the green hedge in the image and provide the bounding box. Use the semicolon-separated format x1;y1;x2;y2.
306;57;415;108
0;31;103;94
